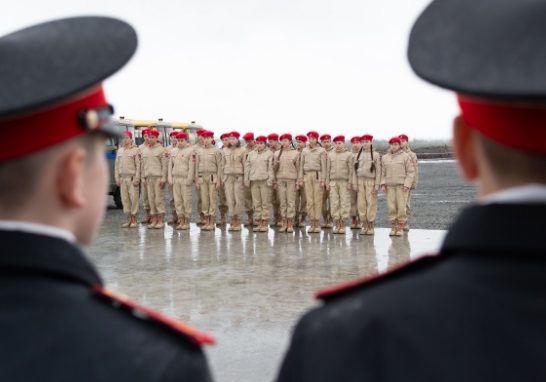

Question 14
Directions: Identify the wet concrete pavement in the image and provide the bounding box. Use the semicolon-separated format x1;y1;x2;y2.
88;161;474;381
89;221;446;381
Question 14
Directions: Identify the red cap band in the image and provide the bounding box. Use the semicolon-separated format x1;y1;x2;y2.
0;87;108;161
458;95;546;155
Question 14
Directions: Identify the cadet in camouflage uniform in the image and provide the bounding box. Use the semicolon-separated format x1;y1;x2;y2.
165;131;178;225
141;129;168;229
381;137;415;236
400;134;419;231
168;132;194;230
326;135;353;234
223;131;246;231
115;131;140;228
245;135;274;232
294;135;308;228
217;133;230;225
320;134;334;229
299;131;327;233
353;134;382;235
268;133;282;227
273;134;301;233
192;130;223;231
349;136;362;230
243;132;256;226
139;128;152;223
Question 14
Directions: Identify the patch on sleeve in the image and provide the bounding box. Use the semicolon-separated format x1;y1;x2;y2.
315;253;441;301
92;285;215;346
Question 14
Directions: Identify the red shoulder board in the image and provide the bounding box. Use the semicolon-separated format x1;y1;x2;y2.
92;285;215;346
315;253;441;301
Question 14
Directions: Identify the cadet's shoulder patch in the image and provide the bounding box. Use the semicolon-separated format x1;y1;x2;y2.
92;285;215;346
315;253;442;301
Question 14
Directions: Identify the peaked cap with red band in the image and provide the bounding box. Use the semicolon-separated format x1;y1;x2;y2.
0;17;138;162
409;0;546;155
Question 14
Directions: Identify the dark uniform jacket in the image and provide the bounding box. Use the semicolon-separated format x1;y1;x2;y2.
0;230;213;382
276;204;546;382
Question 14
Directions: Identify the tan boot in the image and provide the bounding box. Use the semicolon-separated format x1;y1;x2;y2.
121;214;131;228
130;215;137;228
286;218;293;233
355;216;362;229
167;211;178;225
298;214;307;228
403;221;410;232
350;216;357;229
141;209;151;224
275;213;282;227
366;221;375;235
200;216;208;230
332;219;339;234
308;219;316;234
316;219;323;233
359;219;368;235
389;221;396;236
326;216;333;228
147;215;157;229
253;216;259;227
228;217;234;231
339;219;346;234
232;217;241;231
279;218;288;233
154;214;165;229
181;217;190;230
244;213;252;226
176;218;184;230
395;221;405;236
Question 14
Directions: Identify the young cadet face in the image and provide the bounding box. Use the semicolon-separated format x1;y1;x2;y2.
171;137;178;146
222;138;229;147
229;137;239;146
143;134;149;144
297;140;306;149
400;139;408;149
362;140;371;150
203;136;212;146
322;139;331;149
390;142;400;152
148;135;158;145
352;141;361;150
256;141;266;151
269;140;279;149
309;137;318;147
177;138;187;148
123;135;132;146
281;138;291;148
335;141;345;150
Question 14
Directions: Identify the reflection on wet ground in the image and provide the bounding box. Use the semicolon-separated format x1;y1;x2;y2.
89;219;446;382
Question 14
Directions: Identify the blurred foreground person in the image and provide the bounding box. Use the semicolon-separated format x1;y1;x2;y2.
0;17;214;381
276;0;546;380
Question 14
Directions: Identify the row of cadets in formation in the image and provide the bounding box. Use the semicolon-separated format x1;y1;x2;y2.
115;129;419;236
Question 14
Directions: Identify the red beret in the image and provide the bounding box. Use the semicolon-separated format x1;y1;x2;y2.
255;135;267;143
333;135;345;142
123;131;132;138
267;133;279;141
243;132;254;141
201;130;214;138
176;132;188;140
350;136;362;143
295;134;307;142
228;131;241;139
280;133;293;141
169;131;178;137
141;128;150;136
307;131;319;139
320;134;331;141
389;137;401;144
196;129;205;136
148;130;160;137
399;134;409;141
361;134;373;141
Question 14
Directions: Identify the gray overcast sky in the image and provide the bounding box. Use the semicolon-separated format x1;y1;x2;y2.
2;0;458;140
